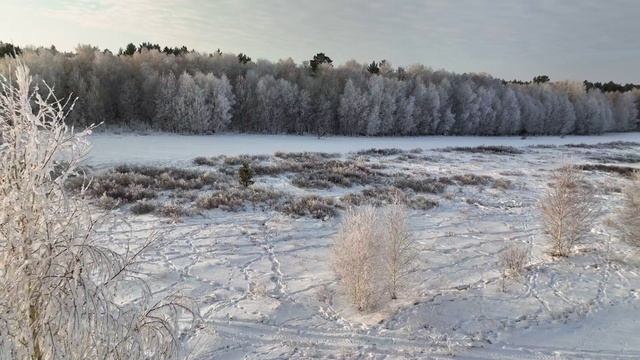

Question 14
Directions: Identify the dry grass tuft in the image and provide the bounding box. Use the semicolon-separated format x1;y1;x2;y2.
501;244;530;278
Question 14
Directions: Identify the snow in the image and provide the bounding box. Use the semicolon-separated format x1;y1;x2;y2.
87;132;640;167
90;135;640;359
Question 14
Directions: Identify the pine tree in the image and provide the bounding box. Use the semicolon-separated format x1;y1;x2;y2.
367;61;380;74
238;162;254;187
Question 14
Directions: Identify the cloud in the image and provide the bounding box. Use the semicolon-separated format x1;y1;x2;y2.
4;0;640;82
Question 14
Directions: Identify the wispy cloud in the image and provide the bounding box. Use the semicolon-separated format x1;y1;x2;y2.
3;0;640;82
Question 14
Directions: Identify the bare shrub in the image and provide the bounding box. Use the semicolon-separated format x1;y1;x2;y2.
452;174;494;186
500;244;530;278
444;145;523;155
618;171;640;247
157;203;187;219
566;141;640;149
274;151;339;161
409;195;438;210
197;191;245;211
193;156;217;166
251;161;304;176
576;164;638;177
341;186;405;207
393;177;448;194
341;187;437;211
223;154;258;166
540;165;598;256
292;160;381;189
589;153;640;164
381;202;416;299
196;187;285;212
356;148;404;156
291;173;334;189
396;153;421;161
77;165;230;213
248;282;269;299
332;206;380;311
97;194;119;210
130;200;157;214
493;178;512;190
0;63;193;359
280;195;337;219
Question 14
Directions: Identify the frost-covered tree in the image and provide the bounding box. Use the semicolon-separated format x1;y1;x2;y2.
379;78;399;135
174;71;210;132
256;75;285;132
339;79;369;135
413;80;440;134
381;202;416;299
496;87;521;135
452;80;480;134
233;71;260;131
2;44;637;136
333;206;380;312
435;78;456;134
396;87;416;135
476;86;497;135
0;62;194;359
366;75;384;135
610;91;639;131
540;165;598;257
517;88;545;135
212;74;235;132
119;77;140;123
154;72;177;131
194;72;236;132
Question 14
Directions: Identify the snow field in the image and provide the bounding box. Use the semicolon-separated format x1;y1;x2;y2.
92;137;640;359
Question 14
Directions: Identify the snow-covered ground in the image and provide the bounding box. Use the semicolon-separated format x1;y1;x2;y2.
88;132;640;167
92;135;640;359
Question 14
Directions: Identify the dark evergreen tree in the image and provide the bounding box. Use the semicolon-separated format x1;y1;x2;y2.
120;43;136;56
367;61;380;74
138;42;161;52
533;75;550;84
238;163;254;187
309;52;333;73
0;42;22;58
237;53;251;64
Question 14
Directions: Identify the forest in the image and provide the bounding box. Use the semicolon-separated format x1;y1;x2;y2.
1;41;638;136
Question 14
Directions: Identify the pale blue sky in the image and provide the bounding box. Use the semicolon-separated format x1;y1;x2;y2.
2;0;639;82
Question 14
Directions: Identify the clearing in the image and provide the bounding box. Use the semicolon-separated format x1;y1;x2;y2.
87;133;640;359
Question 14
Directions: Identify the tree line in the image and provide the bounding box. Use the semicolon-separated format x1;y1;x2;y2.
1;41;638;136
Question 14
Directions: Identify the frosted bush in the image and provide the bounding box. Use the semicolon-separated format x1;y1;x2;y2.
500;244;530;278
333;201;416;311
381;202;416;300
332;206;381;311
540;165;598;256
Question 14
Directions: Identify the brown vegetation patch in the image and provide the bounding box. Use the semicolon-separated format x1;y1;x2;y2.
576;164;639;177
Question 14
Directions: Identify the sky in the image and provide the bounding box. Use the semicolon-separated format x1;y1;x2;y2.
1;0;639;83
